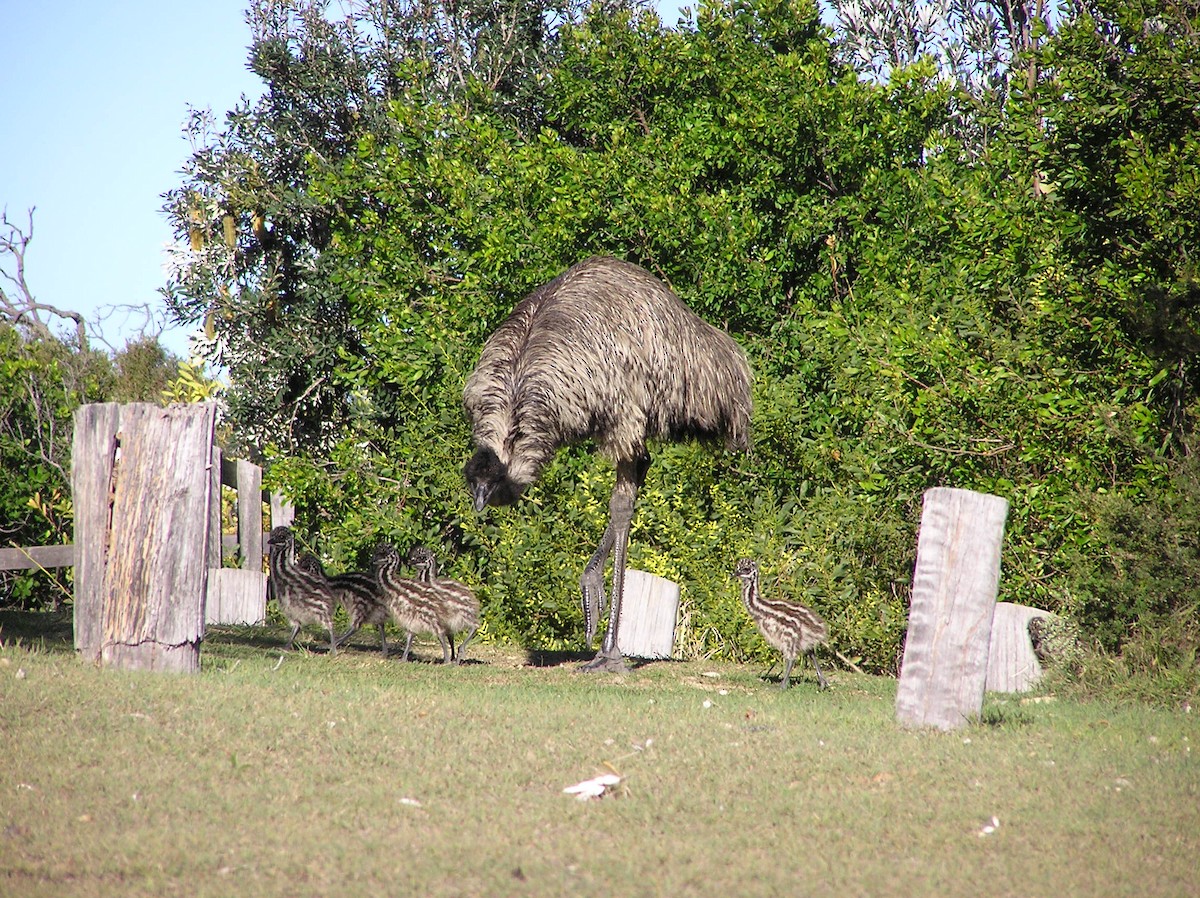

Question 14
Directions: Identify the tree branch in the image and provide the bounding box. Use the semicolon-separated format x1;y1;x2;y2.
1;208;89;350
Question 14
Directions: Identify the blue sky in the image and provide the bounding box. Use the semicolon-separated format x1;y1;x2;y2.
1;2;262;358
1;2;689;360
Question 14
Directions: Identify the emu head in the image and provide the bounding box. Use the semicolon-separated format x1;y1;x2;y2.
267;526;293;555
408;545;438;579
732;558;758;583
372;543;400;574
464;446;527;512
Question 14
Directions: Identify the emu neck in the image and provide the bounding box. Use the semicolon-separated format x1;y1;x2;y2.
739;573;759;612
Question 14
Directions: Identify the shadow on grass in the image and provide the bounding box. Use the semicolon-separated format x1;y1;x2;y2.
523;648;593;667
0;609;74;652
204;622;310;653
522;648;673;672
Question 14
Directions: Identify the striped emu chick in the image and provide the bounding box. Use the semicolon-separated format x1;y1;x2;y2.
733;558;829;691
266;526;339;655
409;546;481;664
374;545;457;664
294;551;388;654
330;567;390;657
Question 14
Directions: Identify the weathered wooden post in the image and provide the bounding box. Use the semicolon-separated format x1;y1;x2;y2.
895;487;1009;730
73;402;217;672
986;602;1052;693
72;403;121;660
617;569;681;659
208;444;224;572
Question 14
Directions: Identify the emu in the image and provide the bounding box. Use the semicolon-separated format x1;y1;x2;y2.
266;526;339;655
409;546;480;664
374;544;463;664
330;566;390;657
463;256;752;672
733;558;829;691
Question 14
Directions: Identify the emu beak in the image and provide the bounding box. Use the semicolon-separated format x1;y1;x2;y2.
471;481;494;513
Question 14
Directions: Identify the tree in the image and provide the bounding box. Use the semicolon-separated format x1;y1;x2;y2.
162;0;638;457
160;0;1200;671
0;217;202;610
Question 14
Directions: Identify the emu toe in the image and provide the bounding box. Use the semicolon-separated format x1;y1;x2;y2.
578;651;630;674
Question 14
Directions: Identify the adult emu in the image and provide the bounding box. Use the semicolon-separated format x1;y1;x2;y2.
463;256;752;672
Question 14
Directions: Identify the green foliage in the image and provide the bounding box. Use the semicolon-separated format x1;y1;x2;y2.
109;337;178;403
161;358;223;404
0;324;203;610
168;0;1200;677
0;326;109;609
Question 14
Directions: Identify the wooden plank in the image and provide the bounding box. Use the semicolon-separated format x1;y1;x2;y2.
896;487;1009;731
99;403;216;672
0;544;75;571
72;402;122;662
205;568;267;625
236;458;262;570
617;569;681;659
270;493;295;530
208;445;223;572
987;602;1051;693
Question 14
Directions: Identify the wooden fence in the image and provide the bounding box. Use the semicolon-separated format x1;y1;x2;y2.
1;402;292;670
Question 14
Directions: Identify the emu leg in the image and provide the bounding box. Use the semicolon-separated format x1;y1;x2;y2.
400;631;415;661
456;628;477;664
809;650;830;691
779;656;795;690
580;455;648;674
376;624;388;657
437;631;453;665
327;623;338;656
284;623;301;651
580;524;617;647
334;624;360;649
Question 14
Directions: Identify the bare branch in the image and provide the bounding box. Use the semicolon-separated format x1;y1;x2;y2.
0;208;89;350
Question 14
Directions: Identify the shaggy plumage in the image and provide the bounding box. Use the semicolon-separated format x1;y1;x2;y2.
266;526;339;655
733;558;829;691
409;546;481;664
464;256;752;671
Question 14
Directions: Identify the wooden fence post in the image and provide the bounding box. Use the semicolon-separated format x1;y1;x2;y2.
895;487;1009;731
208;445;223;571
73;402;217;672
987;603;1052;693
617;569;681;659
72;402;122;661
270;493;295;530
204;454;270;626
236;458;262;570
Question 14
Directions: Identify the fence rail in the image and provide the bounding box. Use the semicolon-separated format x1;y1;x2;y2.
0;544;75;572
2;462;290;575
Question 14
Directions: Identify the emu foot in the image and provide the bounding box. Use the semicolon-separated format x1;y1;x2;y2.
578;651;629;674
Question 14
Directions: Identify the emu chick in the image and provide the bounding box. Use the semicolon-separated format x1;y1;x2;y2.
733;557;829;690
267;526;339;655
375;545;459;664
409;546;481;663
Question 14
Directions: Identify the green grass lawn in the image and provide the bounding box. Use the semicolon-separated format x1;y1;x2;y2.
1;613;1196;897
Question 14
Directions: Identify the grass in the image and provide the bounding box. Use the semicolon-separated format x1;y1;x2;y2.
1;611;1197;897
